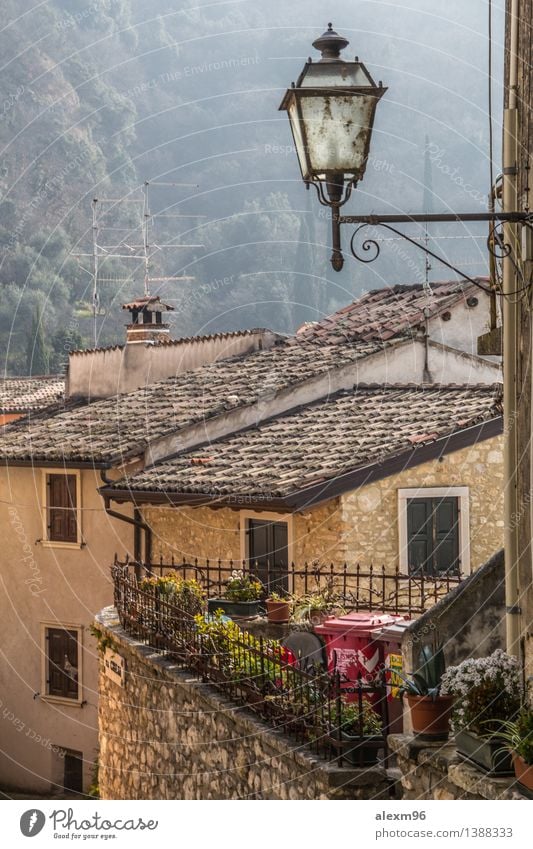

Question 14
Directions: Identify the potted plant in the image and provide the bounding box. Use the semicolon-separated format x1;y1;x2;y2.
440;649;521;774
266;592;291;623
493;708;533;794
329;698;384;766
399;643;453;740
207;570;264;618
291;577;344;625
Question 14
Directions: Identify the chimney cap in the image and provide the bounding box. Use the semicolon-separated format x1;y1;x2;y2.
122;295;174;312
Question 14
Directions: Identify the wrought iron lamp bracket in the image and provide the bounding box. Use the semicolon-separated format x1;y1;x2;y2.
324;211;533;280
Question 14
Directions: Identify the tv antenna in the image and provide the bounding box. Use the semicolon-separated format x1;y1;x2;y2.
72;181;205;346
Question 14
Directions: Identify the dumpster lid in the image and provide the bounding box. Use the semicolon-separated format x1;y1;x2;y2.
370;620;415;640
315;610;403;634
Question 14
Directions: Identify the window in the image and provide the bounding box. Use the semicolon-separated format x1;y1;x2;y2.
44;627;80;701
398;487;470;576
44;473;80;545
244;517;290;593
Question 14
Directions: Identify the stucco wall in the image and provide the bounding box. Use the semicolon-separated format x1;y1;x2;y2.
0;466;134;794
67;330;278;400
144;436;504;577
96;609;389;800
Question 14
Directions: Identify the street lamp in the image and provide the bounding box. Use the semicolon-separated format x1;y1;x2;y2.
279;23;387;270
280;24;531;277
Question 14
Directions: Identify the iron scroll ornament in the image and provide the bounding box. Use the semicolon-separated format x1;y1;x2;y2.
348;220;530;292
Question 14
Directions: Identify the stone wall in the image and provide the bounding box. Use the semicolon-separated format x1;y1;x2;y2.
143;437;504;580
401;549;505;674
339;436;504;570
96;609;390;800
389;735;527;801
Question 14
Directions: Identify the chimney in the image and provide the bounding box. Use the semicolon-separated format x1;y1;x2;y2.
122;295;174;344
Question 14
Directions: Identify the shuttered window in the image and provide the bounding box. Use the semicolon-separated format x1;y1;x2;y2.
247;519;289;593
47;474;78;543
407;497;460;576
46;628;80;700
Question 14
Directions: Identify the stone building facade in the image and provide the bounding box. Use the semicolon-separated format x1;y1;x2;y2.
143;436;504;578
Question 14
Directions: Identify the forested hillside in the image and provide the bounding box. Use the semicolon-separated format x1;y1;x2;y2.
0;0;503;373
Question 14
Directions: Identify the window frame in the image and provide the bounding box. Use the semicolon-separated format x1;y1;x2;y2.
239;510;294;592
398;486;470;576
41;469;82;549
41;622;83;707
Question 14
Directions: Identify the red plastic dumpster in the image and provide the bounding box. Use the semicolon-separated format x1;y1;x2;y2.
315;611;405;703
370;619;416;733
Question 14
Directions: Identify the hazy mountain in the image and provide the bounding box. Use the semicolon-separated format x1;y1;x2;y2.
0;0;504;372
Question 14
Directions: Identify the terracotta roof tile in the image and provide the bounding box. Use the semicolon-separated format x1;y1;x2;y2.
113;384;503;499
295;280;487;345
0;340;386;464
0;376;65;414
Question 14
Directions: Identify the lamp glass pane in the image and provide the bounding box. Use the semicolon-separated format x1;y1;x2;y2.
287;98;310;179
299;93;377;176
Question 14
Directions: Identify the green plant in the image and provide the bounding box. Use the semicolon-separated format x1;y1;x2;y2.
488;710;533;765
330;699;383;737
140;573;205;615
267;591;289;602
224;570;263;602
398;643;446;700
440;649;521;735
291;576;344;622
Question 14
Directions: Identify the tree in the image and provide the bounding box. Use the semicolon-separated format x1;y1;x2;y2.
26;310;49;375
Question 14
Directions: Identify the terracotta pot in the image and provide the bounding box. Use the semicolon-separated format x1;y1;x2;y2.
406;694;453;740
513;753;533;792
266;599;291;623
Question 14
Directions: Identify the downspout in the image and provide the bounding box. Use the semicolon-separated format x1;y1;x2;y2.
503;0;521;655
100;471;152;564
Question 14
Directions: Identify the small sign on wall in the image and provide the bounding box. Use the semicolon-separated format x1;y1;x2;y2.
104;647;125;687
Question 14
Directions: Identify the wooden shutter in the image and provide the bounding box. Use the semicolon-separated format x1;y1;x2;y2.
433;498;460;574
407;497;460;576
47;628;79;699
248;519;289;592
48;474;78;543
407;499;432;575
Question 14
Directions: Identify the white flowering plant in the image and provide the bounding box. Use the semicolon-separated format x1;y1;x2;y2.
440;649;521;735
224;570;263;602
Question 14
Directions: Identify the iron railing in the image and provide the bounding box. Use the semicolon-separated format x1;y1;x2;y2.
111;561;389;766
114;554;463;617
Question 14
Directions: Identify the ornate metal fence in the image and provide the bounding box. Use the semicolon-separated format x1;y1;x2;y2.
111;561;389;766
114;554;462;617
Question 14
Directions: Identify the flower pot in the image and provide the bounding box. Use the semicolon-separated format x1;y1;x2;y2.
266;599;291;623
332;733;383;767
455;730;514;775
207;598;263;618
406;694;453;740
512;753;533;792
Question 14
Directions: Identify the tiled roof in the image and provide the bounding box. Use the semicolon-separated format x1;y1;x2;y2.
294;280;487;345
0;376;65;414
0;340;386;464
69;327;273;357
109;384;503;502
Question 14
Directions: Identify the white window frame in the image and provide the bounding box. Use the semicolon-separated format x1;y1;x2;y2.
240;510;294;591
40;621;84;707
41;469;83;549
398;486;470;576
